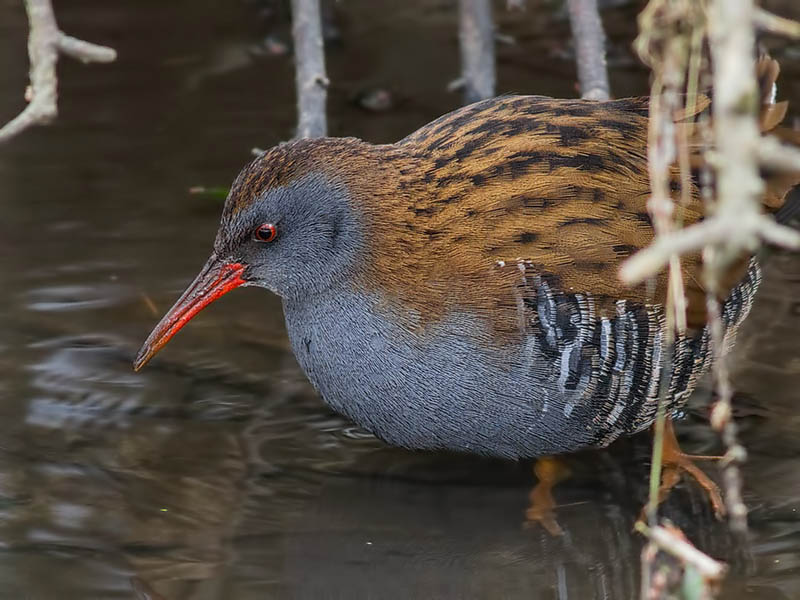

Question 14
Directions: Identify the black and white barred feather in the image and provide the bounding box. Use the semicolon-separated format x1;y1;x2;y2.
512;258;761;445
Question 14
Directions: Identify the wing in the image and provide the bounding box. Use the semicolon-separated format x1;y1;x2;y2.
369;57;797;332
494;257;761;446
377;95;705;327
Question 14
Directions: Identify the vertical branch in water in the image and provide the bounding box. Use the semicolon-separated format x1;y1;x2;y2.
566;0;610;100
458;0;496;104
706;0;762;535
290;0;329;138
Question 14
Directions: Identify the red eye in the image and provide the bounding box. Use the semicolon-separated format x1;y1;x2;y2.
254;223;277;243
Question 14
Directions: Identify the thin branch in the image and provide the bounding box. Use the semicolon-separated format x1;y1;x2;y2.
290;0;329;138
620;215;800;285
705;288;749;529
458;0;496;104
0;0;116;144
706;0;761;535
753;7;800;38
566;0;611;100
57;33;116;63
758;136;800;173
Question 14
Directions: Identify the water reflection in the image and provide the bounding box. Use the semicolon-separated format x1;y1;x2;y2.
0;326;772;600
1;0;799;598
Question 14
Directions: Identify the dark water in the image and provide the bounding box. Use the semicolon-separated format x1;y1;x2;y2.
1;1;799;598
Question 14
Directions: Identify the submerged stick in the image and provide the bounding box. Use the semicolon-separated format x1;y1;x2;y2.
458;0;496;104
0;0;116;143
290;0;329;138
636;522;727;581
566;0;610;100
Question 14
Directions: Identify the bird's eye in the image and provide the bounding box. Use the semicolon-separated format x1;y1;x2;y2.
254;223;277;243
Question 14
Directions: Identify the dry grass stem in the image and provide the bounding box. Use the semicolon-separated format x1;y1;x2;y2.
633;0;702;530
0;0;116;143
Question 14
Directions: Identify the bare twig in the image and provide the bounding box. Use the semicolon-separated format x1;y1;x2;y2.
57;34;116;63
753;7;800;38
290;0;328;138
566;0;610;100
705;290;750;530
758;136;800;173
707;0;764;268
620;215;800;284
0;0;116;143
705;0;762;535
458;0;496;104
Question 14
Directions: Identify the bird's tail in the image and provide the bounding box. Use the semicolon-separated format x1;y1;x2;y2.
671;54;799;327
677;53;800;223
755;54;800;221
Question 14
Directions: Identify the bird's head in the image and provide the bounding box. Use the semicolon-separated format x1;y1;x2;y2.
134;138;377;371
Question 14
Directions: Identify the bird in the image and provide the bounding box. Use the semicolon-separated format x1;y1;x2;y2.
134;57;799;525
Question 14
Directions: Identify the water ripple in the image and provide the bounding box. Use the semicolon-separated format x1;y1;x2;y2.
24;284;135;312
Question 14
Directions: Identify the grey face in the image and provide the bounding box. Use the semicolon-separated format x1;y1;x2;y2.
215;172;365;300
